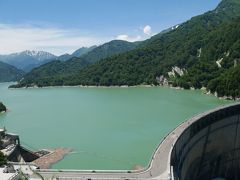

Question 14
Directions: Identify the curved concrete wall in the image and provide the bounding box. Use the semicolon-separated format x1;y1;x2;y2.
170;103;240;180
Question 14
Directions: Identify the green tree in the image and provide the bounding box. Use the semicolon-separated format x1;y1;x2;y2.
0;151;7;166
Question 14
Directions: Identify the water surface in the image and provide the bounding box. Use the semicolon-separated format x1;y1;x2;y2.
0;83;230;170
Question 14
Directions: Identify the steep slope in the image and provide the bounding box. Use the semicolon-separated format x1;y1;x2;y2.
16;40;137;85
0;61;25;82
61;18;240;88
173;17;240;89
0;50;56;72
11;0;240;98
207;65;240;98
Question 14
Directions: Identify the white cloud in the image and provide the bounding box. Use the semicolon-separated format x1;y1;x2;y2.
116;34;142;42
0;23;111;55
0;23;154;55
143;25;152;35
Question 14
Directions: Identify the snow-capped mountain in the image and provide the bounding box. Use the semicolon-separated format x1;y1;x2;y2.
0;50;57;72
0;47;98;72
20;50;56;61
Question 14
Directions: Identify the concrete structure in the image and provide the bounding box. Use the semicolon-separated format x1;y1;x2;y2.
0;163;38;180
0;129;20;160
171;103;240;180
0;129;41;180
0;129;39;163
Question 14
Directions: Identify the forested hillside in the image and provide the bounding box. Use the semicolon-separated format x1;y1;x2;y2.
11;0;240;98
17;40;137;82
173;18;240;91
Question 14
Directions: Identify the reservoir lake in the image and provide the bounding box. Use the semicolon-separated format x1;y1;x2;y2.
0;82;230;170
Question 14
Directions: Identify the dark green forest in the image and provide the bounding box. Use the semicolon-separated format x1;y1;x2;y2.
17;40;137;81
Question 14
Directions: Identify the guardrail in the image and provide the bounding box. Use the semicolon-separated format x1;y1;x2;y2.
8;172;20;180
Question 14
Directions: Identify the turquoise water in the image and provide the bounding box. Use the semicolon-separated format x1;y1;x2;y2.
0;83;230;170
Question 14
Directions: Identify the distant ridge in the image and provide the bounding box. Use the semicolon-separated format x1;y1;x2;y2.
0;50;56;72
0;61;24;82
57;46;97;61
14;40;137;86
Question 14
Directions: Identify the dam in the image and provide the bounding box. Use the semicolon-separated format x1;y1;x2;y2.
170;102;240;180
27;102;240;180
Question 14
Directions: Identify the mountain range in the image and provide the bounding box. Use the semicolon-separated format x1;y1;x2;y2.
0;39;136;76
0;46;99;72
0;46;99;82
7;0;240;98
12;40;137;85
0;50;56;72
0;61;24;82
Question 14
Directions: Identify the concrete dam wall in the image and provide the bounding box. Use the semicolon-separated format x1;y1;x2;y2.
171;103;240;180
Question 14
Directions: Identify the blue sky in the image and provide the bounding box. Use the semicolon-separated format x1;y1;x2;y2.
0;0;221;55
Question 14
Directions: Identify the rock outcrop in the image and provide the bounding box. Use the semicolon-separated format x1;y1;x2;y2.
0;102;7;113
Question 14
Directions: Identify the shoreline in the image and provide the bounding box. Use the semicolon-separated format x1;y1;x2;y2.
9;84;155;89
7;82;239;101
33;148;72;169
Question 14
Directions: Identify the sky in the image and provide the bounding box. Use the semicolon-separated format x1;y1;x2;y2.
0;0;221;55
